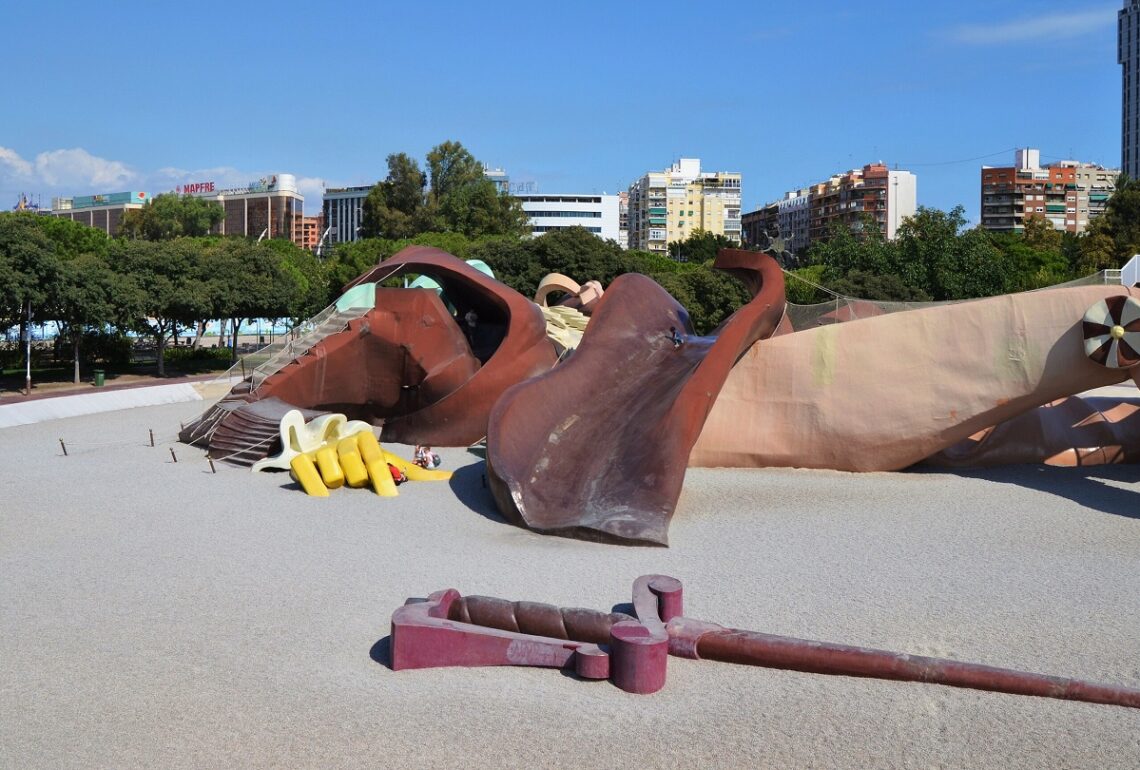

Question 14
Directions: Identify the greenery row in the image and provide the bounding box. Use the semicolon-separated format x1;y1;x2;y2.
3;141;1138;382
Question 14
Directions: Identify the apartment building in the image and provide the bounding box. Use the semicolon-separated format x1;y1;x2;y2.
293;214;323;252
808;163;916;243
742;189;811;255
980;148;1118;234
743;164;915;259
627;158;742;252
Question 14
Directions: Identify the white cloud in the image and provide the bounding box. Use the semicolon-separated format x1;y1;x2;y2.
295;176;328;212
1;148;329;213
947;8;1116;44
32;148;136;188
0;146;34;178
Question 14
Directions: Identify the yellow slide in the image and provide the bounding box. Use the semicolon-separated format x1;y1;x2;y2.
357;432;399;497
285;427;450;497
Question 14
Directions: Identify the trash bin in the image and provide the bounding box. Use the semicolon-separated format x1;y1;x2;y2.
93;369;105;387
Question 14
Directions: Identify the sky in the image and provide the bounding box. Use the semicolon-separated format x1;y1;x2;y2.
0;1;1125;227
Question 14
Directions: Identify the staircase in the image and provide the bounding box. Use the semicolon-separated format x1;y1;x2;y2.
248;307;367;390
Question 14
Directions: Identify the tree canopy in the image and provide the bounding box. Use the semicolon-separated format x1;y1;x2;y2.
360;141;529;240
119;193;225;240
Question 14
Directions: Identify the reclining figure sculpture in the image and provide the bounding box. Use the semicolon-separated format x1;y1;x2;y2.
182;245;1138;546
486;249;1139;545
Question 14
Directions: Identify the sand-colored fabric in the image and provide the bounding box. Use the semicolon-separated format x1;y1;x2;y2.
692;285;1139;470
2;399;1138;768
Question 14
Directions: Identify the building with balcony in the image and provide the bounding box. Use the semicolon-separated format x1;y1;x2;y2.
293;214;323;252
617;191;629;248
807;163;916;244
980;149;1118;234
627;158;742;253
516;193;620;242
742;189;812;257
742;164;914;259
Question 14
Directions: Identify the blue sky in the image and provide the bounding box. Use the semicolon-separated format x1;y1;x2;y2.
0;1;1123;226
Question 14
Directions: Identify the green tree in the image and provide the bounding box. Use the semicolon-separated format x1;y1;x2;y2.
0;214;63;388
1077;174;1140;269
360;152;428;240
651;263;750;334
472;227;636;297
54;253;130;383
667;231;738;264
826;269;931;302
424;140;529;237
199;240;295;363
263;239;327;325
115;239;209;376
119;193;224;240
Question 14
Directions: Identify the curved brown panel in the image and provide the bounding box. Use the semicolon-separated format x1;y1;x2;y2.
370;247;558;444
486;249;786;546
185;246;557;457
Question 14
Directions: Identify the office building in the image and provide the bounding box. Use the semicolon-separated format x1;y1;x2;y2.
321;185;371;245
516;193;620;242
170;174;304;244
627;158;742;253
51;191;151;235
980;149;1118;234
1121;1;1140;178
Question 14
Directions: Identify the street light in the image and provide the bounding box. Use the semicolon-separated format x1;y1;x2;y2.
315;226;332;259
24;300;31;395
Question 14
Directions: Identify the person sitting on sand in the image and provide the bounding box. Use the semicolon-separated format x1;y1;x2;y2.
414;445;441;469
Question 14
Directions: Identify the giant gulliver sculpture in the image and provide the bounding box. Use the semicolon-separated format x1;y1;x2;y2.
182;246;1139;546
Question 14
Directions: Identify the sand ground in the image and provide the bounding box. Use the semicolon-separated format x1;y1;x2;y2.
1;399;1138;769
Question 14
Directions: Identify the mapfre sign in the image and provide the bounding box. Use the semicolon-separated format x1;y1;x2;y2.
177;182;216;195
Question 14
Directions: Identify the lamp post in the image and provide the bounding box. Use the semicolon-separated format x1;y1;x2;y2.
24;300;31;396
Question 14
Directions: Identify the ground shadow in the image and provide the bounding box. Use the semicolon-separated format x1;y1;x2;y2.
911;464;1140;520
370;636;393;669
448;461;508;526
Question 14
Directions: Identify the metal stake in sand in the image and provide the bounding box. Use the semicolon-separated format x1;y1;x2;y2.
391;574;1140;708
149;429;155;447
59;438;68;457
169;447;177;463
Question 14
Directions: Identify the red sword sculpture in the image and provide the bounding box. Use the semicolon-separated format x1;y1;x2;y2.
390;575;1140;708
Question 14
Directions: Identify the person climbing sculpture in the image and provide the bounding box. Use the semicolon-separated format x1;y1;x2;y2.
669;326;684;349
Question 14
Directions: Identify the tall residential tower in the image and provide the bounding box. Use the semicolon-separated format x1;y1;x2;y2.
1121;1;1140;178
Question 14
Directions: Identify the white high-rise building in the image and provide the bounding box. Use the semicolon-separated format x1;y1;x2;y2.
516;193;621;242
